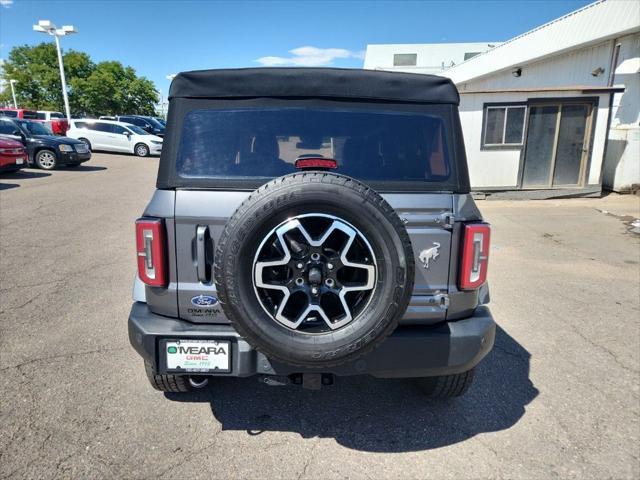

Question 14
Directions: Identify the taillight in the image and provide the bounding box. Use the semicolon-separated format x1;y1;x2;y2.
459;223;491;290
294;157;337;170
135;218;167;287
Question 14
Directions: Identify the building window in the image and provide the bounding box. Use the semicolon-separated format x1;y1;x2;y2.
483;105;526;147
393;53;417;66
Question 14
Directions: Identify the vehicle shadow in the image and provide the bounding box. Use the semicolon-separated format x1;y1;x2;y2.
165;325;538;452
0;170;52;190
59;165;107;172
1;170;51;180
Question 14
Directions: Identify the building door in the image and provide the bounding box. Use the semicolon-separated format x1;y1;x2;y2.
522;102;592;188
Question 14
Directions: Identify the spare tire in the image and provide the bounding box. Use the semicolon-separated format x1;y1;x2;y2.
214;172;414;368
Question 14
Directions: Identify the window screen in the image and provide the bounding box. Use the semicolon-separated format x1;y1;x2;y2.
483;105;526;147
393;53;417;66
177;108;452;183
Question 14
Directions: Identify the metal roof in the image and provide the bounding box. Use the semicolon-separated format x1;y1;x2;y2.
445;0;640;84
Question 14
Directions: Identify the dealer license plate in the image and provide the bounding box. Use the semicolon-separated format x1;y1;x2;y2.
165;339;230;372
16;158;24;165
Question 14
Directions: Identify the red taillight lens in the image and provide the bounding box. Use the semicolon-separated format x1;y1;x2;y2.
135;218;167;287
459;223;491;290
294;158;337;170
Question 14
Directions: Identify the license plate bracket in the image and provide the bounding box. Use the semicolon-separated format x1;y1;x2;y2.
162;339;231;373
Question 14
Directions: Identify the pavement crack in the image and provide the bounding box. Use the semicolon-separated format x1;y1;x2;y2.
297;439;320;480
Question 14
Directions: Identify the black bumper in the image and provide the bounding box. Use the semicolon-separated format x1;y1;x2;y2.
58;151;91;165
128;302;496;378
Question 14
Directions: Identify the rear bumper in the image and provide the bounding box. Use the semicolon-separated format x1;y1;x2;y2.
0;158;26;172
128;302;495;378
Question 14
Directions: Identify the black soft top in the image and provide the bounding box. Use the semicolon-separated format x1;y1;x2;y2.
169;67;459;105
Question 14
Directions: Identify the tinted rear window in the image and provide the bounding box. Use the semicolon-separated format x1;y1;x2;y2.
177;108;451;183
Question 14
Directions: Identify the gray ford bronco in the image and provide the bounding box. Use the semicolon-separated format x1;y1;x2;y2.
129;68;495;397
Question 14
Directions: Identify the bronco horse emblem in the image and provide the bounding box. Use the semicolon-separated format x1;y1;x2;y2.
419;242;441;269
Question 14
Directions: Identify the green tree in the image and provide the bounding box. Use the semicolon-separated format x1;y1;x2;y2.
0;42;158;116
76;61;158;116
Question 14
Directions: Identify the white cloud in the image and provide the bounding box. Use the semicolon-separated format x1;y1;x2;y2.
166;73;177;80
256;46;363;67
0;0;14;8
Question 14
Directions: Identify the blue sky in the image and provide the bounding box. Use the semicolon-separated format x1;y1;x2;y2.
1;0;593;95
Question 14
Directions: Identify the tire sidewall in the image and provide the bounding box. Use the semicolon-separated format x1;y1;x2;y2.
79;138;92;150
135;143;149;157
36;150;57;170
216;174;414;367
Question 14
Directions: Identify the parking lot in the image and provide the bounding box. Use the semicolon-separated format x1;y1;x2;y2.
1;152;638;479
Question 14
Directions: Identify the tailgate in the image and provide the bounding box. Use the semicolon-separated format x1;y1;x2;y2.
174;190;453;325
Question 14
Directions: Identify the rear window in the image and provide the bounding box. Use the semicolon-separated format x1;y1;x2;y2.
22;111;38;119
177;108;451;183
0;110;18;118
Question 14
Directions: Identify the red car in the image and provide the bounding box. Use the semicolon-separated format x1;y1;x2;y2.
0;108;39;120
0;136;27;173
36;111;70;136
0;108;69;136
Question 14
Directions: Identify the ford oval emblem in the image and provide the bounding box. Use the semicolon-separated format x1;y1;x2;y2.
191;295;218;307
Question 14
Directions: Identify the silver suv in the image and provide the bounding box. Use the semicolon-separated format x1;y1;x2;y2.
129;68;495;397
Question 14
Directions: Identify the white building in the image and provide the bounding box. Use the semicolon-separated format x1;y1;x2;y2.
364;0;640;195
363;42;500;75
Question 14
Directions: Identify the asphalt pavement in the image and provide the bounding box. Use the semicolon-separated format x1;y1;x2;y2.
1;153;638;479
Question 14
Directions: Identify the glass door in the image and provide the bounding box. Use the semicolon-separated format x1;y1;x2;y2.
521;102;592;189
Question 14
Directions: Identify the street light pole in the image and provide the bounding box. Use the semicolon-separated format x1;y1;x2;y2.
33;20;77;120
53;34;71;121
9;80;18;108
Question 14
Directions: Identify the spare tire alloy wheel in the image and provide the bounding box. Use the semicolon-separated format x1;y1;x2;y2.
254;213;376;332
215;173;415;368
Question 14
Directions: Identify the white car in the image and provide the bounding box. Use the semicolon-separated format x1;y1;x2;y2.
66;119;163;157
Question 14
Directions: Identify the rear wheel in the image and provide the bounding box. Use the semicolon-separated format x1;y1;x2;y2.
144;361;209;393
415;369;475;398
78;138;92;150
134;143;149;157
35;150;57;170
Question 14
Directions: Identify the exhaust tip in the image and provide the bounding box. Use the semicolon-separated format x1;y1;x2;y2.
188;376;209;389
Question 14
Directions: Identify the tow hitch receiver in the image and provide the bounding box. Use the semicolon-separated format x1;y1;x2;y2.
261;373;335;389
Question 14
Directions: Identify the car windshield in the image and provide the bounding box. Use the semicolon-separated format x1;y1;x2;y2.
177;108;451;183
144;117;164;129
16;120;52;136
126;125;149;135
155;118;166;126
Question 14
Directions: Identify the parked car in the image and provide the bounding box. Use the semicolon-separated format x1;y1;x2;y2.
99;115;165;136
0;136;27;173
0;117;90;170
129;68;495;397
67;119;163;157
36;111;69;136
0;108;39;120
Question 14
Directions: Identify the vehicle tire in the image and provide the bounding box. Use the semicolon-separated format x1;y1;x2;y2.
134;143;149;157
144;361;199;393
35;149;57;170
214;172;415;369
415;369;475;399
78;138;92;150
